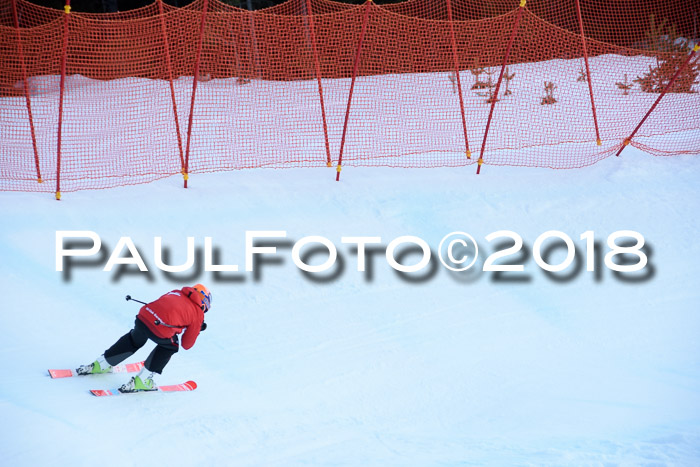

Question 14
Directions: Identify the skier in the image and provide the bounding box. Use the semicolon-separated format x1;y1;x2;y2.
77;284;212;392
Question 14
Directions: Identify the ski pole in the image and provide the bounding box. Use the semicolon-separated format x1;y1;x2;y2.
125;294;199;330
125;295;147;305
126;294;182;329
154;320;181;329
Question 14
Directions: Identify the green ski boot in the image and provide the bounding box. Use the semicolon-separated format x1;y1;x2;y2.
119;371;156;392
76;355;112;375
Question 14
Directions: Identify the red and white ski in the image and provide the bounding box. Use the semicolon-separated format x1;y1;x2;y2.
90;381;197;397
48;361;145;379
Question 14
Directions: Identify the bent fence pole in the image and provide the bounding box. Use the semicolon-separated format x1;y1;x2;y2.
336;0;372;182
616;44;700;157
304;0;333;167
11;0;42;184
575;0;602;145
157;0;185;180
183;0;209;188
477;1;525;175
445;0;471;161
56;0;71;200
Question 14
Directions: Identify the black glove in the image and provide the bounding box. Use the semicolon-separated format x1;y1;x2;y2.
200;322;207;332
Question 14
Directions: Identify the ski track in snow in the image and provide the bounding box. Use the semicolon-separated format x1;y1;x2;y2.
1;148;700;465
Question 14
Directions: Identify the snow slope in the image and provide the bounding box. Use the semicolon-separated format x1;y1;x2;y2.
1;149;700;465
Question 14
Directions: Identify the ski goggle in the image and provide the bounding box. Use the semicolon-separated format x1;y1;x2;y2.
194;284;212;312
199;289;212;312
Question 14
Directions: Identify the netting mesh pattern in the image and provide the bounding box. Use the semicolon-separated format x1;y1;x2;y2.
1;0;698;192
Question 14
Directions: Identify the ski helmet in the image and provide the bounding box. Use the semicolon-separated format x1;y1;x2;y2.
193;284;212;312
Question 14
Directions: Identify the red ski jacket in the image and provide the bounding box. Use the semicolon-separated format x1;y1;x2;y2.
137;287;205;350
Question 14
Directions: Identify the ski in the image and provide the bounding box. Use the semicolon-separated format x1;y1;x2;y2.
48;361;145;379
90;380;197;397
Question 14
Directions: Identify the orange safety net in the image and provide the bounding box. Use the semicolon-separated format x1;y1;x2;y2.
0;0;698;194
381;0;698;48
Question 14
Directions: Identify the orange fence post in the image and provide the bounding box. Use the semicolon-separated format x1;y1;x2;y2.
445;0;471;161
336;0;372;182
157;0;185;179
476;1;525;175
55;0;71;200
575;0;602;145
246;0;262;80
617;44;700;157
228;18;246;82
11;0;42;184
304;0;332;167
183;0;209;188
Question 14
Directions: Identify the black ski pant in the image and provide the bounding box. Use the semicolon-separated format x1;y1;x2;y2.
104;318;179;374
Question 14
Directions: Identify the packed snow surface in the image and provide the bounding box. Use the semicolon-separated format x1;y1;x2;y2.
1;149;700;465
